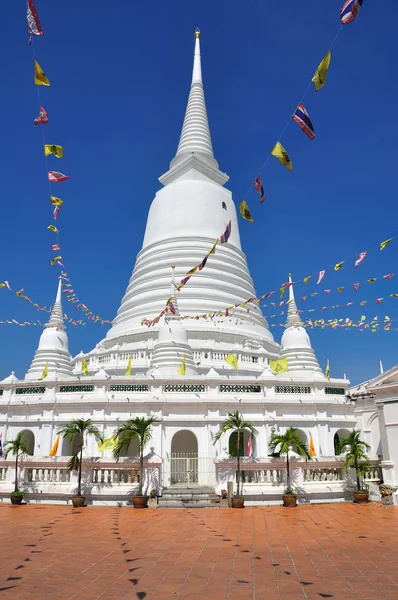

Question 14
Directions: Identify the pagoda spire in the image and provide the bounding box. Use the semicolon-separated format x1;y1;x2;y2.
285;274;303;328
279;273;323;376
25;278;73;380
160;29;228;186
167;266;181;321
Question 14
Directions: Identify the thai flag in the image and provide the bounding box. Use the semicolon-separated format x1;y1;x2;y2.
247;437;253;457
48;171;70;183
341;0;364;25
254;175;265;203
292;103;315;140
220;220;232;244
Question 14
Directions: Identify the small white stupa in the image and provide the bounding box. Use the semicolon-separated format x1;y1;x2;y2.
25;280;74;380
279;275;323;377
148;267;197;377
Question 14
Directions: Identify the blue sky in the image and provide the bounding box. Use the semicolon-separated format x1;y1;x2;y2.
1;0;397;384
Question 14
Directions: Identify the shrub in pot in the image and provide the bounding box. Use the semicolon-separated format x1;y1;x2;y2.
213;411;258;508
57;419;103;507
3;432;29;505
268;427;312;507
113;415;160;508
337;430;371;504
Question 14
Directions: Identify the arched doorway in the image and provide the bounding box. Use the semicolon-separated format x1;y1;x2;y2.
20;430;35;456
228;431;256;457
170;430;198;485
61;433;83;456
334;429;351;455
119;437;139;458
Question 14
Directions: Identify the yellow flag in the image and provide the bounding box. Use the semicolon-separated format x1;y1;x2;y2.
325;359;330;379
380;238;393;250
34;60;50;86
187;265;199;275
178;355;186;376
312;50;331;91
337;286;344;292
368;278;377;284
81;357;89;376
391;294;398;298
360;301;367;306
280;287;286;299
309;434;316;457
50;196;63;206
125;355;132;376
208;239;218;255
50;256;62;266
98;436;117;452
48;225;58;233
49;436;60;457
334;261;344;271
303;276;311;284
41;361;49;379
44;145;64;159
239;199;254;222
269;358;288;374
225;353;238;370
271;142;293;171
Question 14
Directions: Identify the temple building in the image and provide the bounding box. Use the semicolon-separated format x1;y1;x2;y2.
0;31;389;505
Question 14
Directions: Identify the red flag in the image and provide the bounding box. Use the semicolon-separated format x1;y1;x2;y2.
301;296;307;302
355;251;367;268
317;270;326;285
384;273;394;280
34;107;48;125
53;206;60;220
27;0;44;44
253;175;265;203
353;283;360;292
52;244;60;251
48;171;70;183
247;437;253;457
324;290;331;294
376;298;384;304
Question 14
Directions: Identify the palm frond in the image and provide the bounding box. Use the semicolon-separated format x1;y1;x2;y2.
112;415;160;461
3;432;29;459
268;427;311;460
213;411;258;444
67;454;80;472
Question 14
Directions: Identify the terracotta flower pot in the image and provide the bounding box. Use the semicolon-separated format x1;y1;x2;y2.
354;491;369;505
231;497;244;509
132;495;148;509
72;495;86;508
282;494;297;508
10;495;23;505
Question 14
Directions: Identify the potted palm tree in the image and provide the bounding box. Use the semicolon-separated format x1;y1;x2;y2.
268;427;311;507
213;410;258;508
3;432;29;505
57;419;103;508
337;429;371;504
113;415;160;508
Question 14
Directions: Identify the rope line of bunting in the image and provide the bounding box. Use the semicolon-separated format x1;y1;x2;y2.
240;0;366;211
25;0;112;326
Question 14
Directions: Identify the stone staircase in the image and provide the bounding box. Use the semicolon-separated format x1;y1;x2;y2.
158;487;219;508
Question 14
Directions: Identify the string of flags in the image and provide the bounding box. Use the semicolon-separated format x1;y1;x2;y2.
241;1;365;209
142;221;232;326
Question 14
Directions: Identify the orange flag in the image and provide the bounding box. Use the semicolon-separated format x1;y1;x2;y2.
49;436;60;457
309;434;316;457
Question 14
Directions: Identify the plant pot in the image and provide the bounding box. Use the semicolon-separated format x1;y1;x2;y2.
72;495;86;508
231;497;244;509
132;495;148;509
354;491;369;505
10;495;23;505
282;494;297;508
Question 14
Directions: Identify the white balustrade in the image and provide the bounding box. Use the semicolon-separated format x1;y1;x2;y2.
90;468;138;485
26;467;70;483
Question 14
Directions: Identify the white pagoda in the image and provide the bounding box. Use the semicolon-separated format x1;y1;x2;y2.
0;31;383;505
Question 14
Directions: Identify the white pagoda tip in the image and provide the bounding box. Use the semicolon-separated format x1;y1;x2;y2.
288;273;294;302
192;28;202;84
56;278;62;304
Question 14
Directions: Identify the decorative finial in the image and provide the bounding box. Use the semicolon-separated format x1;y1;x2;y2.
195;27;200;39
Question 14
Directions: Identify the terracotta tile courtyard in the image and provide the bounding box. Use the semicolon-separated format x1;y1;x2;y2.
1;504;398;600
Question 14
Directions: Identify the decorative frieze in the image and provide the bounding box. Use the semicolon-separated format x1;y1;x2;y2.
15;387;46;395
219;385;261;393
325;387;346;395
59;385;94;393
110;384;149;392
164;384;205;393
275;385;311;394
